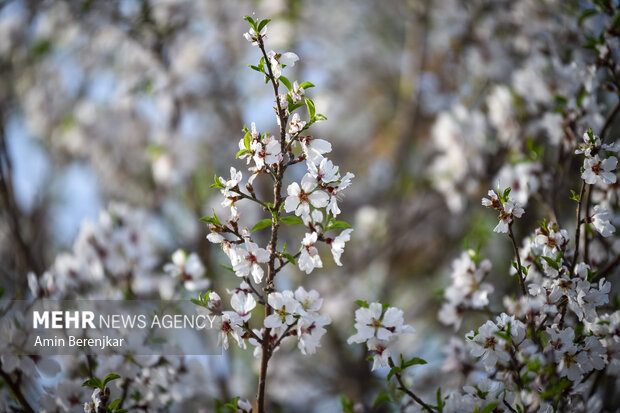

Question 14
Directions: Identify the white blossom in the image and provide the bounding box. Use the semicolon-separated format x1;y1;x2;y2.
582;155;617;185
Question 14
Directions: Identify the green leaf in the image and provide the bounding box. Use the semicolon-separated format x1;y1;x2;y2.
374;392;391;407
576;88;588;108
402;357;427;369
243;16;256;28
31;39;52;57
541;256;559;270
578;9;598;26
305;97;316;119
494;330;512;341
211;174;224;189
298;81;315;89
279;76;292;91
190;298;204;307
115;410;128;413
199;210;221;226
257;19;271;33
354;299;369;308
82;377;102;389
314;113;327;121
436;387;445;410
220;264;235;273
340;395;355;413
502;187;511;201
224;396;240;411
251;219;273;232
200;216;217;225
244;131;251;149
103;373;121;388
283;253;296;265
109;399;121;409
481;402;500;413
280;216;303;225
327;221;352;231
387;365;401;381
249;64;264;73
289;102;305;113
236;148;249;159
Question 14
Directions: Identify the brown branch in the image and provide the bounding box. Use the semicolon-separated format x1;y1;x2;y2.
387;357;436;412
255;32;289;413
571;182;588;272
600;99;620;141
0;365;35;413
508;223;527;296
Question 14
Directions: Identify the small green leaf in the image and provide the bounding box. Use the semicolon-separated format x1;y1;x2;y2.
283;253;296;265
81;377;102;389
103;374;121;388
280;216;303;225
578;9;598;26
200;216;217;225
199;210;221;226
251;219;273;232
244;131;251;149
374;392;391;407
257;19;271;33
190;298;204;307
109;399;121;409
211;174;224;189
220;264;235;273
290;102;305;112
354;299;369;308
279;76;292;91
494;330;511;341
436;387;445;410
305;97;316;119
481;402;500;413
541;256;559;270
387;365;401;381
402;357;427;369
327;221;352;231
576;88;588;108
298;81;315;89
243;16;256;28
236;148;249;159
340;395;355;413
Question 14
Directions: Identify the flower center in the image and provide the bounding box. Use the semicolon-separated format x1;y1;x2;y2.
484;336;497;349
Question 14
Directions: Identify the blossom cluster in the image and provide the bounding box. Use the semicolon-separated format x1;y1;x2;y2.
347;302;415;370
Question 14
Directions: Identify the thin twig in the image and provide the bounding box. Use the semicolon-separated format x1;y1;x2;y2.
571;182;587;272
387;357;436;412
0;365;35;413
508;223;527;296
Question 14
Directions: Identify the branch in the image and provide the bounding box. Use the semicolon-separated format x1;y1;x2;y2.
508;223;527;296
0;365;35;413
387;357;436;412
243;276;266;305
594;252;620;281
571;182;588;272
600;98;620;141
269;321;298;359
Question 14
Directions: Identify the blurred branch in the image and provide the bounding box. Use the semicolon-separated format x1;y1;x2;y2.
0;105;44;280
0;364;35;413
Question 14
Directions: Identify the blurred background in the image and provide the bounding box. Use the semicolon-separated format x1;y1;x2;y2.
1;0;618;411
